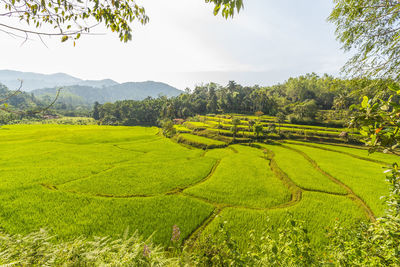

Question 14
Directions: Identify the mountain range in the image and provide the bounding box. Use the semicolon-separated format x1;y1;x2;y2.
0;70;183;105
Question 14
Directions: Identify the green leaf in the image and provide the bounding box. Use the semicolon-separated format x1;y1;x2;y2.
361;96;369;108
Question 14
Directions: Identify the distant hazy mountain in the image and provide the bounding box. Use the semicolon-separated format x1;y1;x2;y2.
0;70;118;91
32;81;183;105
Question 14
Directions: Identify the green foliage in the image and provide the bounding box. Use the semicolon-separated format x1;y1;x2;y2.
254;123;263;138
93;76;399;129
160;119;176;138
292;99;318;121
205;0;243;19
329;0;400;80
351;85;400;154
0;229;173;266
0;84;42;112
1;0;149;42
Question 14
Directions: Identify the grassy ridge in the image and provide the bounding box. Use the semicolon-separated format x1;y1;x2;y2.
285;143;389;216
286;140;399;164
259;143;347;194
184;145;291;209
202;191;366;250
174;133;227;149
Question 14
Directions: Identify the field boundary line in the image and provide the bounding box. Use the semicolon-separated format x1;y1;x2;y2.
281;141;389;165
240;144;303;209
41;158;138;190
264;149;303;209
42;159;221;199
298;186;348;196
182;192;297;211
175;159;221;194
228;146;238;153
282;144;376;222
111;144;148;154
184;208;222;247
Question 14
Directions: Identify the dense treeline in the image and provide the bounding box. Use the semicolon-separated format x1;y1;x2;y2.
95;73;394;126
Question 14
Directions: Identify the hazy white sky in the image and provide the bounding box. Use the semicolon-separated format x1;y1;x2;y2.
0;0;349;90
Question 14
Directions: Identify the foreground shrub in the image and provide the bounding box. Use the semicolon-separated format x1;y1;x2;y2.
0;229;174;266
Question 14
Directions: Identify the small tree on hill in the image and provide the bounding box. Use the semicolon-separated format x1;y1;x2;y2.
230;117;241;141
248;119;255;132
275;112;286;135
160;119;176;138
92;101;100;120
254;124;263;140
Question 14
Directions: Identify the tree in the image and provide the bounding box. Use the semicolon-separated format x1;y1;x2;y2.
230;117;241;140
206;84;218;113
254;123;263;139
328;0;400;80
92;101;100;120
292;100;318;121
160;119;176;138
275;112;286;135
248;119;255;132
0;0;243;43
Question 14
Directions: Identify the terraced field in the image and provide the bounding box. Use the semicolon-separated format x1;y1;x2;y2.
0;123;396;250
174;114;362;145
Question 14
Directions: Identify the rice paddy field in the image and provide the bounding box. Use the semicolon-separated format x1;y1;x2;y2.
0;121;397;250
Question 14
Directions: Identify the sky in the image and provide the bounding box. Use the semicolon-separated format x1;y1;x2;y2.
0;0;349;90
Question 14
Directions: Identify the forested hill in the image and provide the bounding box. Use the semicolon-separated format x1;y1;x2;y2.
31;81;183;105
0;84;42;110
0;70;118;91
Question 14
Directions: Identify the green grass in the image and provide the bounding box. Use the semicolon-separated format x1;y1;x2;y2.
0;125;215;246
60;157;217;196
0;123;396;250
285;143;390;216
184;145;291;209
173;124;192;133
0;186;214;245
286;140;399;165
174;133;226;149
202;191;366;250
184;121;209;130
258;143;347;194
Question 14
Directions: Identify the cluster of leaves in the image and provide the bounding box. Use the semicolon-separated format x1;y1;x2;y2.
0;0;242;43
351;83;400;153
338;87;400;265
205;0;243;19
160;119;176;138
329;0;400;80
1;0;149;43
